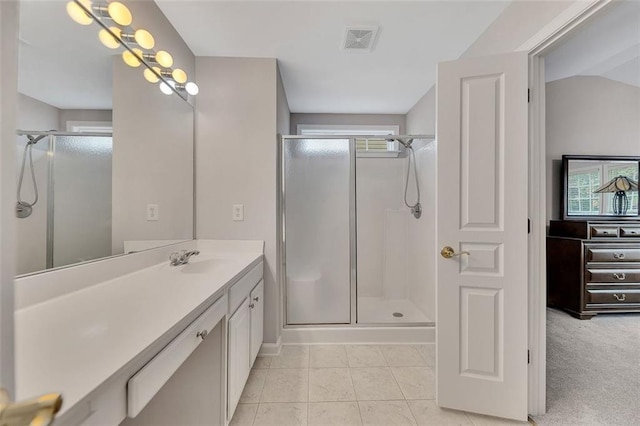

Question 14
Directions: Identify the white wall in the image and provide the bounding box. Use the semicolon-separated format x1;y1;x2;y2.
59;109;112;131
546;76;640;221
195;57;280;343
111;0;195;255
405;88;437;322
15;94;56;275
290;113;406;135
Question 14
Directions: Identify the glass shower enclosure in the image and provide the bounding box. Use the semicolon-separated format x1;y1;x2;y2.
281;135;435;326
15;131;113;275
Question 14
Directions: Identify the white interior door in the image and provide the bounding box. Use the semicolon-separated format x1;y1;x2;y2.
436;52;529;421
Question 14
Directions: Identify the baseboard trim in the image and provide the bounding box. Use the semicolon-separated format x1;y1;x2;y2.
281;326;435;345
258;335;282;356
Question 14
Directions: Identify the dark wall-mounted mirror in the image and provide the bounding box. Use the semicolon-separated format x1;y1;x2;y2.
562;155;640;220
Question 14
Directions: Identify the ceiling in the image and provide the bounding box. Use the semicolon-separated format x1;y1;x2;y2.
19;0;114;110
155;0;510;114
545;0;640;88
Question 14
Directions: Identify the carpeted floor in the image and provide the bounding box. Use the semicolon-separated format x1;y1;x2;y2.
534;308;640;426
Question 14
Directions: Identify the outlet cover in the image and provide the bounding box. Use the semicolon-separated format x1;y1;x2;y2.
147;204;159;221
232;204;244;221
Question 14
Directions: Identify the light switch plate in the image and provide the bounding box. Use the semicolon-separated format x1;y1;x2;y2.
232;204;244;221
147;204;159;221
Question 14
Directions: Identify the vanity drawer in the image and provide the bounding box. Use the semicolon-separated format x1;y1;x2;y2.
586;289;640;305
589;225;619;238
127;294;228;418
586;269;640;283
586;247;640;262
620;227;640;238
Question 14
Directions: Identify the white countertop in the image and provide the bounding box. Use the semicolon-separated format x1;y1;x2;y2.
15;240;263;417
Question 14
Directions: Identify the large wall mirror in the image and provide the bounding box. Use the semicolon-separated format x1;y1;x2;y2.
15;0;194;276
562;155;640;220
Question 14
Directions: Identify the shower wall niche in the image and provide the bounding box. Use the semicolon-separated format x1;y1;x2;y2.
281;135;435;326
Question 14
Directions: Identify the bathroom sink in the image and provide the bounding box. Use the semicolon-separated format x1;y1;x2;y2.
179;259;220;274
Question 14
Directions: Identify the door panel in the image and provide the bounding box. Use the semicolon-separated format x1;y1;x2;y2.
227;299;250;419
250;280;264;365
437;52;529;421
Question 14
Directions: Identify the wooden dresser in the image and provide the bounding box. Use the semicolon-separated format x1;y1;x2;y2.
547;220;640;319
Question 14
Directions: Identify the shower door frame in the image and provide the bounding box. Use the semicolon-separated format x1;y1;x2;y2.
279;134;433;328
16;130;113;271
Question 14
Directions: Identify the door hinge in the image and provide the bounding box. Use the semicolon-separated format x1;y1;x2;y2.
528;88;531;103
528;350;531;364
528;219;531;234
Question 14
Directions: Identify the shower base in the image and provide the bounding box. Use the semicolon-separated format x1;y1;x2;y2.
358;297;432;324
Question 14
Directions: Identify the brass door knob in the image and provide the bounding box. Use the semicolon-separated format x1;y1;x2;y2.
441;246;470;259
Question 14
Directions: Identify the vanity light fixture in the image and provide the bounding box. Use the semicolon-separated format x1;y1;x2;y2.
66;0;199;97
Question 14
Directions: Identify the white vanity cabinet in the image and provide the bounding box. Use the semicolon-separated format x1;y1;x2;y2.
227;279;264;420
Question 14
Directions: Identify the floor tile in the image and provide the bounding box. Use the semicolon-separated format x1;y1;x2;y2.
349;367;404;400
465;413;530;425
416;345;436;367
408;400;472;425
230;403;258;426
392;367;435;400
309;402;362;426
254;356;272;369
309;368;356;402
310;345;349;368
260;369;309;403
253;402;308;426
240;369;268;403
359;400;417;425
346;345;387;367
270;346;310;369
380;345;427;367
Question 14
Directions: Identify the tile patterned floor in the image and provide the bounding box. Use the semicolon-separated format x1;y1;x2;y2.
230;344;530;426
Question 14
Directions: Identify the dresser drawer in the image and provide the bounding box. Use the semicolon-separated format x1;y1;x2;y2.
620;227;640;238
586;247;640;262
586;269;640;283
589;225;619;238
586;289;640;305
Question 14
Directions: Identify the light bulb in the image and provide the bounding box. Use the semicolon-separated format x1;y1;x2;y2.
122;48;143;68
172;69;187;84
134;29;154;50
66;0;93;25
98;27;121;49
185;82;199;96
143;67;161;83
154;50;173;68
107;1;132;26
159;81;174;95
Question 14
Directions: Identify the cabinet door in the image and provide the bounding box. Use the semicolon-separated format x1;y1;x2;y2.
227;299;251;419
250;280;264;365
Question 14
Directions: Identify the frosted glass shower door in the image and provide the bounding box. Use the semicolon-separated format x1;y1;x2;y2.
52;135;113;268
284;138;353;324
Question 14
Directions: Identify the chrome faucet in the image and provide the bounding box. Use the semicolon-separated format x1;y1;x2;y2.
169;250;200;266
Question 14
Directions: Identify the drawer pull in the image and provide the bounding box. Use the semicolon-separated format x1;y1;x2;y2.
253;296;260;302
613;272;626;281
613;294;626;302
249;303;255;309
613;253;626;260
196;329;208;340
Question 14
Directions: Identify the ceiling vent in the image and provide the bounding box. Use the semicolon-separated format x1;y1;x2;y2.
343;26;379;53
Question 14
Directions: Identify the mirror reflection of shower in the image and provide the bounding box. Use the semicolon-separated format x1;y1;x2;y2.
16;133;49;219
389;137;422;219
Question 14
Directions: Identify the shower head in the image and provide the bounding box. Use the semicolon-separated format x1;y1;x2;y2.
387;137;415;148
26;134;47;145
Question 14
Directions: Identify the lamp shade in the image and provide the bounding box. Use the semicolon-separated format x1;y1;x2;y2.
66;0;93;25
143;67;161;83
593;176;639;193
134;29;155;50
172;68;187;84
155;50;173;68
98;27;121;49
107;2;132;26
122;48;143;67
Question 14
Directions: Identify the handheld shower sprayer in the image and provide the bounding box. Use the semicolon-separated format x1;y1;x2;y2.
388;137;421;219
16;133;48;219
